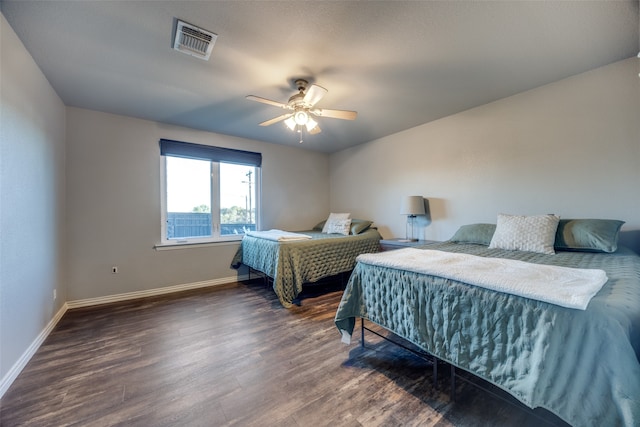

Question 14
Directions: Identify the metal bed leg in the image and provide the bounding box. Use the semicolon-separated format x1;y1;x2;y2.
248;267;269;287
451;364;456;401
361;318;438;389
433;355;438;387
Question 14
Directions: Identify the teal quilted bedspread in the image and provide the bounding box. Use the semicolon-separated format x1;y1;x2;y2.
335;242;640;427
232;228;381;307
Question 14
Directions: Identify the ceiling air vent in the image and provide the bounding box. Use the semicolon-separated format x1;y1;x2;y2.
173;20;217;61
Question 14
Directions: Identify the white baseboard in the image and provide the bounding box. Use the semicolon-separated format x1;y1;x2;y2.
0;274;249;398
0;302;68;398
67;275;248;309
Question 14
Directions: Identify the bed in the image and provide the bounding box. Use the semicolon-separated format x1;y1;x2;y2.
334;217;640;427
232;219;381;307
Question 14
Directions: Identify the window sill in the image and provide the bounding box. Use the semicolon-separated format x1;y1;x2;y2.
154;237;242;251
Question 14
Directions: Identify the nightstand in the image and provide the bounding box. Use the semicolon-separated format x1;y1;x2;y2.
380;238;439;251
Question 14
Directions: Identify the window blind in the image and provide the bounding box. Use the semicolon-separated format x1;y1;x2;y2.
159;139;262;167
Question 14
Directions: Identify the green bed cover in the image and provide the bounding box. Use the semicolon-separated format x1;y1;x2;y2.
335;242;640;427
232;228;381;307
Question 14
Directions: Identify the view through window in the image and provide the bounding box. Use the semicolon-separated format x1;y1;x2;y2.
164;156;259;241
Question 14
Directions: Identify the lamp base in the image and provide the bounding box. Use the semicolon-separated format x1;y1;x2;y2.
404;214;418;242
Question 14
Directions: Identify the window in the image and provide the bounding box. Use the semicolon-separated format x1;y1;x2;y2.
160;139;261;244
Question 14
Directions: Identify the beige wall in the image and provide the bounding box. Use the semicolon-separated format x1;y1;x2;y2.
330;57;640;251
0;14;66;383
65;108;330;301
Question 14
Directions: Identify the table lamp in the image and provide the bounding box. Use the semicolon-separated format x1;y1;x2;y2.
400;196;425;242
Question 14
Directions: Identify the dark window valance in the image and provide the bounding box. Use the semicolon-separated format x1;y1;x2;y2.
160;139;262;167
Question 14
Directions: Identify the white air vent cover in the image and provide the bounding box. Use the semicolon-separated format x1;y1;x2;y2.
173;20;217;60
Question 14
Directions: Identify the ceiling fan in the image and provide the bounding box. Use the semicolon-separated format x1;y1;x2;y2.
246;79;357;142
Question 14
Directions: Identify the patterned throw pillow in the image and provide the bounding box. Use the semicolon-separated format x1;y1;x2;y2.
489;213;560;255
322;212;351;233
326;219;352;236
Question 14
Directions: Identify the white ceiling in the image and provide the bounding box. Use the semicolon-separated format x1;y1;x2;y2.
2;1;638;153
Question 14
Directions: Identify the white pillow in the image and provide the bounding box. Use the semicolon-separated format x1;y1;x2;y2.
489;213;560;255
322;212;351;233
326;218;352;235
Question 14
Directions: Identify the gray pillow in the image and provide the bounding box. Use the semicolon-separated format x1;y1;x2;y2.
313;220;326;231
350;219;373;235
450;223;496;245
554;219;625;253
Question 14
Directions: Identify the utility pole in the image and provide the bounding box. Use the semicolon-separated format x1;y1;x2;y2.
245;171;252;224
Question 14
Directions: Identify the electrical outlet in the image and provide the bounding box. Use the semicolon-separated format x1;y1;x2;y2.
53;289;57;300
112;266;118;274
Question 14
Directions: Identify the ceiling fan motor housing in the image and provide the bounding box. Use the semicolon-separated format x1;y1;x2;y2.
288;92;306;107
294;79;309;92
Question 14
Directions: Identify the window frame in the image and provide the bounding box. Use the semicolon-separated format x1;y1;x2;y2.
159;139;261;246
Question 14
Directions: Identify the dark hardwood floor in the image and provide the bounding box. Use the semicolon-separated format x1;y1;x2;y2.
0;280;568;426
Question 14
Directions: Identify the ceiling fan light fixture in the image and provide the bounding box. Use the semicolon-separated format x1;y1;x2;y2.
294;110;309;125
284;117;296;130
306;117;318;132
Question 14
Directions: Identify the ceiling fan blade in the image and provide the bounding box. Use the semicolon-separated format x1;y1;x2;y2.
311;108;357;120
303;84;327;107
259;113;292;126
246;95;289;109
308;124;322;135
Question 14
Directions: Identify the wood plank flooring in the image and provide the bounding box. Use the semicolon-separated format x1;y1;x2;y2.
0;280;568;426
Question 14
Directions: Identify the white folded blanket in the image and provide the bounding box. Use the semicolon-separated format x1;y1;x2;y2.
356;248;608;310
245;229;312;242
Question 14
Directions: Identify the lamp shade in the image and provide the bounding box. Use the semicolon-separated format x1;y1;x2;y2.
400;196;425;216
284;117;296;130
